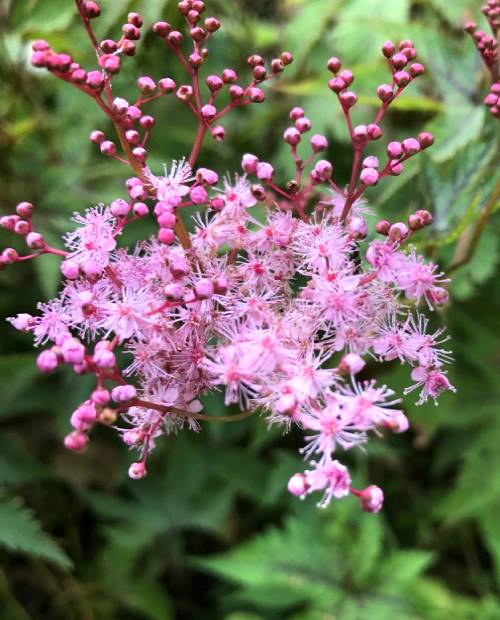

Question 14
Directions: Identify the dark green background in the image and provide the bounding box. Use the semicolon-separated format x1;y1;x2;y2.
1;0;499;618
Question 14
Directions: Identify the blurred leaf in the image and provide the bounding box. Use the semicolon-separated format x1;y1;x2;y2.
0;495;72;570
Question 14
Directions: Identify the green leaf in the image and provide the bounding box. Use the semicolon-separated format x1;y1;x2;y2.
0;495;72;570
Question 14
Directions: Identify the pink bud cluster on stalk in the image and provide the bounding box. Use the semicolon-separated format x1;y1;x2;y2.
3;0;457;512
465;0;500;118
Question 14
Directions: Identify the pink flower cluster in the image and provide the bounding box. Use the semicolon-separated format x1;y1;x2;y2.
2;1;456;512
465;0;500;118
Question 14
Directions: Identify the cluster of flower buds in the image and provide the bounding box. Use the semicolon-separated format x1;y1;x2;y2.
465;1;500;118
4;1;456;513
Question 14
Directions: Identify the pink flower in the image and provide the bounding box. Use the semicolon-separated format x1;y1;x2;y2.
145;159;193;206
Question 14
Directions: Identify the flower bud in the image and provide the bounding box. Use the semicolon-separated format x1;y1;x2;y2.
375;220;391;235
313;160;333;181
158;228;175;245
2;248;19;264
248;87;265;103
206;75;223;91
90;130;105;144
409;62;424;77
110;198;131;217
222;68;237;83
287;473;308;497
128;462;147;480
196;168;218;185
295;117;311;133
26;232;45;249
93;348;116;369
164;283;184;300
289;106;304;121
394;70;410;87
391;53;408;69
133;202;149;217
64;431;88;452
352;124;368;142
358;485;384;513
402;138;420;155
84;1;100;18
194;279;214;300
16;201;34;217
360;167;379;186
339;69;353;86
256;162;274;181
339;353;366;374
211;125;225;141
137;76;156;93
381;40;395;57
348;216;368;239
170;260;190;279
92;389;110;405
328;77;345;93
100;141;117;156
283;127;301;146
37;349;58;373
327;56;342;72
387;141;403;159
61;338;85;364
417;132;434;148
190;186;208;204
339;91;357;108
241;154;259;174
201;104;216;120
111;385;137;402
388;222;409;241
158;77;176;93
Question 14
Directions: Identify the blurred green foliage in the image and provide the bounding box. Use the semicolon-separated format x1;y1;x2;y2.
0;0;499;618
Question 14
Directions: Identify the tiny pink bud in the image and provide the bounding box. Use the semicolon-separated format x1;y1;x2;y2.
158;228;175;245
328;77;346;93
348;216;368;238
111;385;137;402
158;77;176;94
388;222;409;241
196;168;218;185
241;153;259;174
248;87;265;103
394;70;410;87
16;201;34;217
206;75;223;91
1;248;19;264
158;212;176;229
283;127;301;146
339;91;357;108
170;260;190;279
362;156;379;168
194;279;214;300
387;141;403;159
295;117;311;133
256;162;274;181
110;198;131;217
310;134;328;152
137;76;156;93
417;132;434;148
133;202;149;217
211;125;225;141
339;353;366;374
37;349;59;373
26;232;45;249
358;485;384;513
93;348;116;369
409;62;424;77
352;124;368;142
164;282;184;300
367;124;382;140
128;461;147;479
313;160;333;181
92;389;110;405
338;69;353;86
289;106;305;121
391;52;408;69
377;84;393;101
15;220;31;236
402;138;420;155
64;431;88;452
190;185;208;204
326;57;342;73
100;141;117;156
360;167;379;186
222;68;238;83
376;220;391;235
382;40;396;58
61;338;85;364
201;104;217;120
288;473;308;497
90;130;105;144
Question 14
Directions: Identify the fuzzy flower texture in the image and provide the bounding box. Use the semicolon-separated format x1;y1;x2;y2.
2;1;459;513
